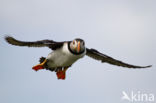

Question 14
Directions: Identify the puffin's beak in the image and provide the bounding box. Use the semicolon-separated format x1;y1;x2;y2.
77;41;80;53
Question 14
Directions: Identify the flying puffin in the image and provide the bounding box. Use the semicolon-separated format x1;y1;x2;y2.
5;36;151;80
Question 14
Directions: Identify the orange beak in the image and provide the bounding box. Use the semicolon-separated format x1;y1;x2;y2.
77;41;80;53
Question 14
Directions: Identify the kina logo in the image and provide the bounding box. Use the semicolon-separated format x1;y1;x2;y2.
121;91;155;102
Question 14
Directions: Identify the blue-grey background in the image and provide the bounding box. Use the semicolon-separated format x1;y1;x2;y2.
0;0;156;103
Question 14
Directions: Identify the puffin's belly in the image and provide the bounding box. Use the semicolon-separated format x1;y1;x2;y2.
46;50;82;68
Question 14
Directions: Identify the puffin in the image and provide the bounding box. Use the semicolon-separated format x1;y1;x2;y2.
5;36;151;80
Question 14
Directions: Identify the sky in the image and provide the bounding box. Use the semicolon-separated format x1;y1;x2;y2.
0;0;156;103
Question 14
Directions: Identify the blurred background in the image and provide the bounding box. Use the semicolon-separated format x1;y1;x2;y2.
0;0;156;103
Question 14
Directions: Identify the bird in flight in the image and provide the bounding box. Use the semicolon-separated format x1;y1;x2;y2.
5;36;151;80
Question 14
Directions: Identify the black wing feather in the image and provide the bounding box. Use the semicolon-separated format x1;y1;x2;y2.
86;48;151;68
5;36;64;50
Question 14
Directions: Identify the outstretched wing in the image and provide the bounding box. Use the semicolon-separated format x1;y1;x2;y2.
5;36;65;50
86;48;151;68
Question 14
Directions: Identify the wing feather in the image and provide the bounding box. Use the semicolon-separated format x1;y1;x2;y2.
5;36;64;50
86;48;151;68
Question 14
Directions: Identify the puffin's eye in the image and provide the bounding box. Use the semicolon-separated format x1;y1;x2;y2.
73;41;75;45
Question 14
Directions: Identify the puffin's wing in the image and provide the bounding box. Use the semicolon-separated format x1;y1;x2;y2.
5;36;64;50
86;48;151;68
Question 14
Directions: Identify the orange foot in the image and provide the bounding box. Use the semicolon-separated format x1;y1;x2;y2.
56;67;68;80
32;59;47;71
32;64;44;71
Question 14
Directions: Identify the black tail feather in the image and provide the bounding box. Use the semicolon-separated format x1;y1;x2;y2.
39;57;46;63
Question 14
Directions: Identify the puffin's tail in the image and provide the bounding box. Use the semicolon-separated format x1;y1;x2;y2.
39;57;46;63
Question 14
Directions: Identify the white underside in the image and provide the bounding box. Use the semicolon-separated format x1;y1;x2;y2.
46;42;86;68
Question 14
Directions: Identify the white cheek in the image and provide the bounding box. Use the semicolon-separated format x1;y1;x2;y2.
74;42;77;48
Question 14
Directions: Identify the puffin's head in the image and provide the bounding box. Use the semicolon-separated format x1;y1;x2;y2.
70;38;85;54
